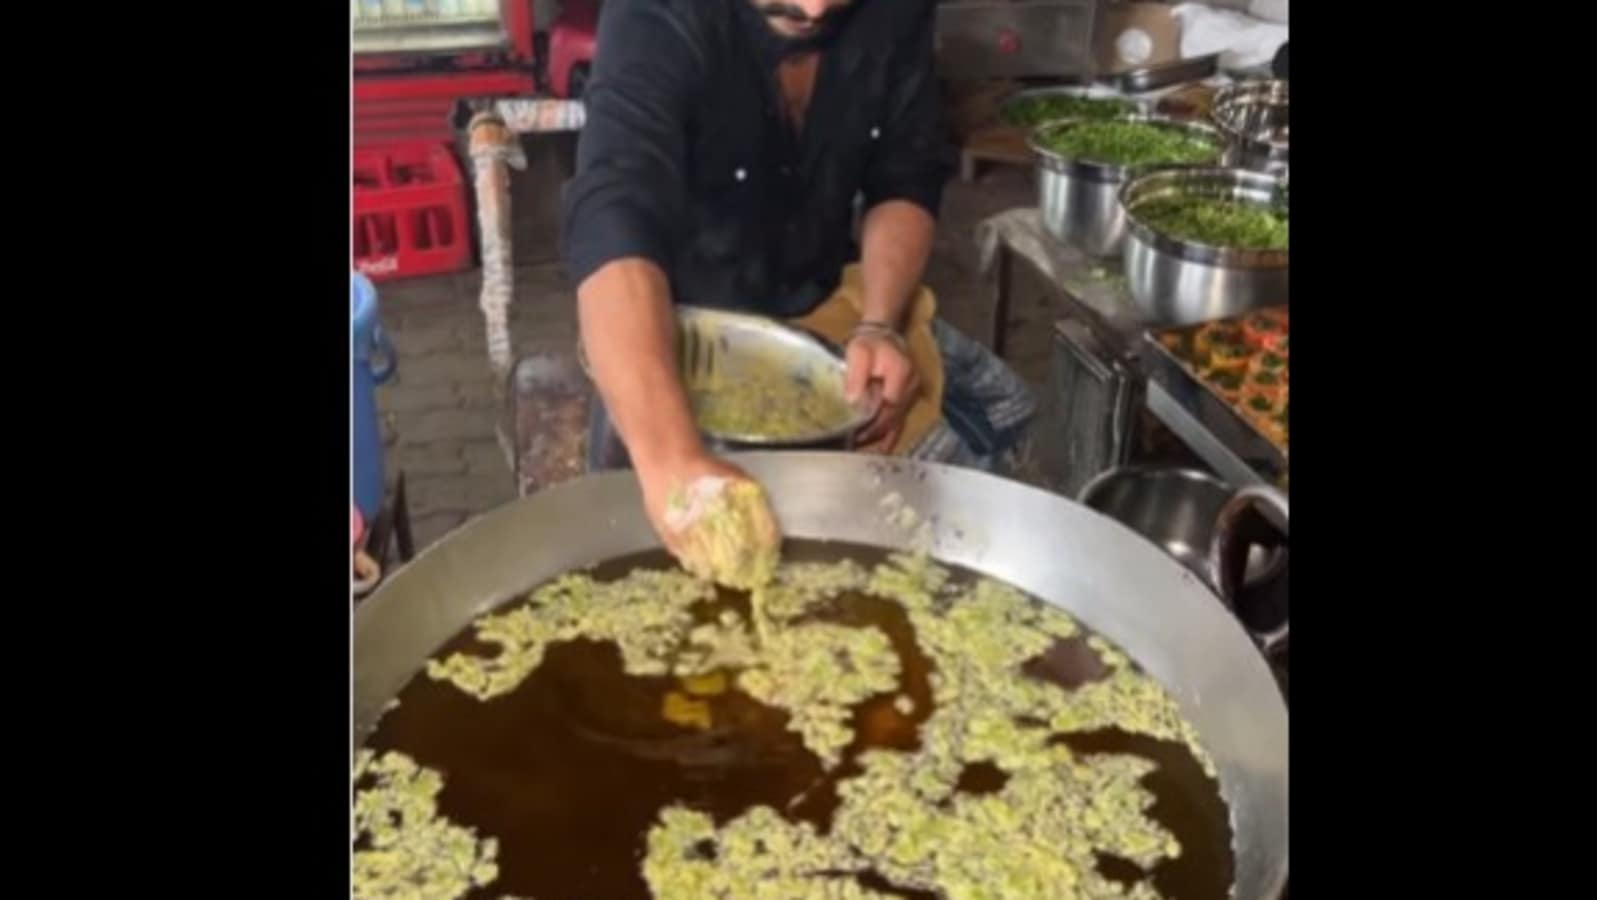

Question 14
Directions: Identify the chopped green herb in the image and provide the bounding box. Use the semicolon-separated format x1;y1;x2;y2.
1133;195;1289;250
1002;94;1135;128
1037;120;1219;167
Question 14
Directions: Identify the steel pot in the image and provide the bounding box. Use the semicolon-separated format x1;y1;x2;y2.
1030;114;1226;258
355;452;1288;899
1213;80;1289;178
1079;466;1288;657
1120;166;1289;326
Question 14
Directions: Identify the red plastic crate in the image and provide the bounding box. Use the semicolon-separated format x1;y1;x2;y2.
353;141;471;282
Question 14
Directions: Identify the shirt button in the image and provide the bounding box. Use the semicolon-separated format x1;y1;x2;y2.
734;168;747;182
870;126;881;139
779;165;792;177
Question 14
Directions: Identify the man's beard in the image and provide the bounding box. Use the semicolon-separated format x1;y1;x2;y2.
754;1;852;52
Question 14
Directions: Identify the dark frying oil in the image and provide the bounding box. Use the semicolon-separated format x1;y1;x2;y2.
362;541;1234;899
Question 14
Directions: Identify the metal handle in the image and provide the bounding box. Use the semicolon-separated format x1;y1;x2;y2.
1212;485;1289;658
369;323;398;384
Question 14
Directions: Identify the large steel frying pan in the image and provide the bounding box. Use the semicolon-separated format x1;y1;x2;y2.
354;452;1288;899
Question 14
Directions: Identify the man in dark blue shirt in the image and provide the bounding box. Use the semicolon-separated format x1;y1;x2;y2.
562;0;1034;557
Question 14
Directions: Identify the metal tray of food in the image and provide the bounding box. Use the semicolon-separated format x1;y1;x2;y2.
1142;308;1288;488
1097;53;1222;94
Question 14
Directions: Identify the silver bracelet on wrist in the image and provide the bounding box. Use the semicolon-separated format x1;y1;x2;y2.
848;320;908;353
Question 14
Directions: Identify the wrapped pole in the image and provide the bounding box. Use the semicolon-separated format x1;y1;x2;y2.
467;111;527;380
468;100;589;486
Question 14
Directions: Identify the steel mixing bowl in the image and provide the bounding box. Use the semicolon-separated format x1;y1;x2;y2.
676;305;874;450
1213;80;1289;177
1119;166;1289;326
1029;114;1227;258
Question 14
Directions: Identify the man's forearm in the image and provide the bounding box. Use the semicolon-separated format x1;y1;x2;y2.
859;199;936;330
577;258;704;472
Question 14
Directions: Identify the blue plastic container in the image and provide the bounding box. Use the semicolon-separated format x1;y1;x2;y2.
352;273;396;521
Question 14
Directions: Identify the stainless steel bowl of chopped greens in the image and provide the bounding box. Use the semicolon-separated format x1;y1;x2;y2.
998;85;1151;130
1212;80;1289;177
1120;167;1289;326
1028;114;1227;258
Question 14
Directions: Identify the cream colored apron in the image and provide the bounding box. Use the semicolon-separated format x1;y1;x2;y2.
788;264;944;455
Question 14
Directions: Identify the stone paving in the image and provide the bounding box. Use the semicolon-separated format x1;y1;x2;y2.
374;158;1039;552
374;265;578;550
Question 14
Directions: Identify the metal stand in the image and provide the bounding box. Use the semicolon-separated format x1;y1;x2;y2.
362;471;416;575
509;353;591;497
1034;319;1142;498
990;243;1013;357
